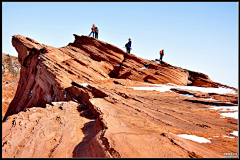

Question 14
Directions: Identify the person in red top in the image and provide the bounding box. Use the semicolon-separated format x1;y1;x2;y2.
159;49;164;63
89;24;95;37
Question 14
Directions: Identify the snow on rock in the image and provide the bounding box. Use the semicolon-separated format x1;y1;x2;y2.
177;134;211;143
222;135;235;138
80;83;89;87
14;67;18;72
209;106;238;119
209;106;238;112
220;112;238;119
230;131;238;137
52;101;68;105
133;83;237;95
180;94;194;98
201;98;218;101
69;101;79;105
52;101;79;105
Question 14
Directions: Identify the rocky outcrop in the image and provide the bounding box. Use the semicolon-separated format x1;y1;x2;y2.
2;53;21;120
2;34;238;158
5;34;236;120
2;53;21;78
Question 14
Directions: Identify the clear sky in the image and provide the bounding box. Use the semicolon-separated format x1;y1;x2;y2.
2;2;238;88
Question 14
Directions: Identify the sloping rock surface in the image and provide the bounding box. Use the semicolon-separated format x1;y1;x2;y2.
2;34;238;158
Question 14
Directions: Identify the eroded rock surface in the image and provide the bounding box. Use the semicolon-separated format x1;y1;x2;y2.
2;34;238;158
2;101;108;158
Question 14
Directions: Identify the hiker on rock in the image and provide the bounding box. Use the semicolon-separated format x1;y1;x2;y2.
89;24;95;37
95;26;99;39
159;49;164;63
125;38;132;54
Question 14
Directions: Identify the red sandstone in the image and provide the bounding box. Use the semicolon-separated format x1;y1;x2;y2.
2;34;238;158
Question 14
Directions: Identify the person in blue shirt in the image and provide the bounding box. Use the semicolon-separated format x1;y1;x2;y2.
125;38;132;54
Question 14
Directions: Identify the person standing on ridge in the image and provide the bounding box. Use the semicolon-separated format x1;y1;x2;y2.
95;26;99;39
89;24;95;37
125;38;132;54
159;49;164;63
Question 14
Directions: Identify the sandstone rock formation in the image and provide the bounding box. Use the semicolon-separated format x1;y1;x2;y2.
2;34;238;158
2;53;21;120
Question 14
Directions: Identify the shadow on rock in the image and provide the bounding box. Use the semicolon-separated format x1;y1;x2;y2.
72;104;106;158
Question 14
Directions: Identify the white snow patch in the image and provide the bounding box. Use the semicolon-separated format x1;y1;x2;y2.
225;102;232;104
14;67;18;71
222;135;235;138
209;106;238;112
181;94;194;98
220;112;238;119
178;134;211;143
230;131;238;136
138;83;237;95
69;101;79;105
209;106;238;119
53;101;78;105
201;98;218;101
80;83;89;87
52;101;68;105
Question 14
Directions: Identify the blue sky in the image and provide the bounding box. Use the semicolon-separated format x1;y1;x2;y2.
2;2;238;88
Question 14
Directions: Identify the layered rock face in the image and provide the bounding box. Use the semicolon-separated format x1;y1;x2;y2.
2;34;238;158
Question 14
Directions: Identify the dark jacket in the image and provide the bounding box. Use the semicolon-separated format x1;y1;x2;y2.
127;41;131;48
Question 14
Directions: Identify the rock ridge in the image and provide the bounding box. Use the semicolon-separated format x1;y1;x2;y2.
2;34;238;158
